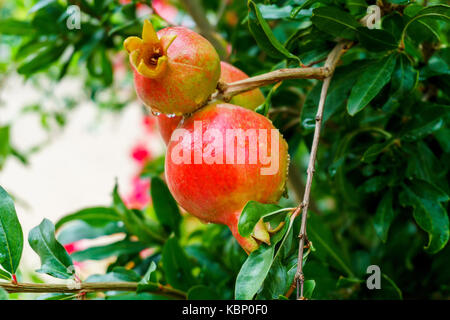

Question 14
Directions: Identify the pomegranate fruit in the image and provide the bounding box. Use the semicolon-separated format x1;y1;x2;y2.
157;61;265;144
165;103;289;253
124;20;220;115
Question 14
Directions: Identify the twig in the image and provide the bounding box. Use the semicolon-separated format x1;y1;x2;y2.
180;0;228;59
0;282;186;299
293;41;350;300
213;67;329;102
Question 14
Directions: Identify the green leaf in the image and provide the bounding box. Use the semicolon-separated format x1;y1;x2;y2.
28;219;74;279
0;268;11;281
400;180;449;254
0;186;24;274
402;104;449;141
238;201;283;238
347;54;396;116
311;6;360;40
374;190;397;242
247;0;301;63
361;140;393;163
383;54;418;111
55;207;121;230
401;5;450;44
17;44;66;75
187;285;220;300
162;237;196;291
0;126;10;170
71;239;147;262
141;261;157;284
57;221;125;245
356;27;398;52
291;0;325;18
235;244;275;300
112;183;166;244
0;288;8;300
257;4;293;19
151;177;181;236
303;280;316;299
29;0;56;13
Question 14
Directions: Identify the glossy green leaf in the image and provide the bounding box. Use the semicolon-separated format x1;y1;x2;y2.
402;104;449;141
57;221;125;245
141;261;157;284
374;190;397;242
28;219;74;279
311;6;359;40
401;5;450;44
235;244;275;300
361;140;393;163
400;180;449;254
247;0;301;62
347;54;396;115
238;201;283;238
0;268;11;281
71;239;147;262
257;4;293;19
291;0;325;18
0;186;23;274
303;280;316;299
383;54;418;111
356;27;398;52
151;177;181;236
55;207;121;230
162;237;196;291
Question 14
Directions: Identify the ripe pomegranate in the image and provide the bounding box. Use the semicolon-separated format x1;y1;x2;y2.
124;20;220;115
157;61;265;144
165;103;289;253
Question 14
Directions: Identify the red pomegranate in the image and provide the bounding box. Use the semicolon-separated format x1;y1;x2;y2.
165;103;288;253
124;20;221;115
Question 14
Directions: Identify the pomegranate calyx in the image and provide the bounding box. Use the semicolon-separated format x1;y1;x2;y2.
123;20;175;79
251;219;271;245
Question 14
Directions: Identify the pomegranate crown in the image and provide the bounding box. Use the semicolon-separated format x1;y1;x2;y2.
123;20;176;79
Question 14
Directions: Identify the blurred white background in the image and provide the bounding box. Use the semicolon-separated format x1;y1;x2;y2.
0;74;163;277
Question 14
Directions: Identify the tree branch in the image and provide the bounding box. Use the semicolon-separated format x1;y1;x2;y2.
213;67;329;102
292;41;350;300
0;282;186;299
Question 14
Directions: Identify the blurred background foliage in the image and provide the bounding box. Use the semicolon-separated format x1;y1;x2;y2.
0;0;449;300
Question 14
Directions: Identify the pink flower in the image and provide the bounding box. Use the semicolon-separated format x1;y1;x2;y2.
126;176;151;209
131;144;152;165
